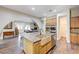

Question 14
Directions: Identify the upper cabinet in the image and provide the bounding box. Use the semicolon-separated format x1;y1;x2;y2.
71;16;79;28
46;18;56;26
70;8;79;29
46;17;56;33
70;8;79;44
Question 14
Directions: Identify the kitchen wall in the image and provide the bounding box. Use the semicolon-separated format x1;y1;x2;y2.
0;6;42;39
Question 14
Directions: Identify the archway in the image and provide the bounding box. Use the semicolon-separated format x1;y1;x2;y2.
0;20;39;53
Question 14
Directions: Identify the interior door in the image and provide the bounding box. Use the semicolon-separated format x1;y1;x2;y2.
59;16;67;39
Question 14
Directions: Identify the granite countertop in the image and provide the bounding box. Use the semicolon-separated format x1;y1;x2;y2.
21;32;51;43
21;32;40;43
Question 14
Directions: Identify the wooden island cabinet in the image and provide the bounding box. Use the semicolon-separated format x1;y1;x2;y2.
22;33;56;54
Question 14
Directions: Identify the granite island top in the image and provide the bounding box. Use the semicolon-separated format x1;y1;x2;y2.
21;32;51;43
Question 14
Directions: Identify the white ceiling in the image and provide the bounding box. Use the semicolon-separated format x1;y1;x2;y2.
1;5;78;18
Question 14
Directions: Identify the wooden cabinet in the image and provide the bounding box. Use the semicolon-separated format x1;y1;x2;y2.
3;31;14;36
70;34;77;44
70;33;79;45
23;35;56;54
46;41;52;51
46;17;56;33
33;42;40;54
76;18;79;27
71;17;79;28
70;16;79;45
77;35;79;44
3;31;14;38
40;45;47;54
71;17;76;28
46;18;56;26
23;38;41;54
23;39;33;54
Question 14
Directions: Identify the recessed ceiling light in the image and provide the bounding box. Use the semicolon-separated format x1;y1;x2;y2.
32;7;35;11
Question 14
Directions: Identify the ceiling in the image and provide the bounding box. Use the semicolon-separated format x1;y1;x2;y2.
1;5;78;18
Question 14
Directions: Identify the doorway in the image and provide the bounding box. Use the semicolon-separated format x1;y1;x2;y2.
58;16;67;41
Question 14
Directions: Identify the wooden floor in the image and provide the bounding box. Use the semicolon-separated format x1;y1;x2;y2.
49;38;79;54
0;37;79;54
0;37;23;54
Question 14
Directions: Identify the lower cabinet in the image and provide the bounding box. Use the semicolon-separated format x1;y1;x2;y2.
40;45;47;54
70;33;79;45
46;41;52;51
70;34;77;44
23;36;55;54
3;31;14;39
23;39;33;54
33;42;40;54
33;41;53;54
77;35;79;44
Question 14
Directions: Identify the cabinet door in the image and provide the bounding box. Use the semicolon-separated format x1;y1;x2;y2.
40;46;47;54
33;42;40;54
77;35;79;44
70;34;77;44
75;17;79;28
23;39;33;54
71;18;75;28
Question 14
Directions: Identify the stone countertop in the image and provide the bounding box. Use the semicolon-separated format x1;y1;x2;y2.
21;32;40;43
21;32;51;43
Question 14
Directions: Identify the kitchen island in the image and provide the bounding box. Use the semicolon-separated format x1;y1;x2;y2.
22;32;56;54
